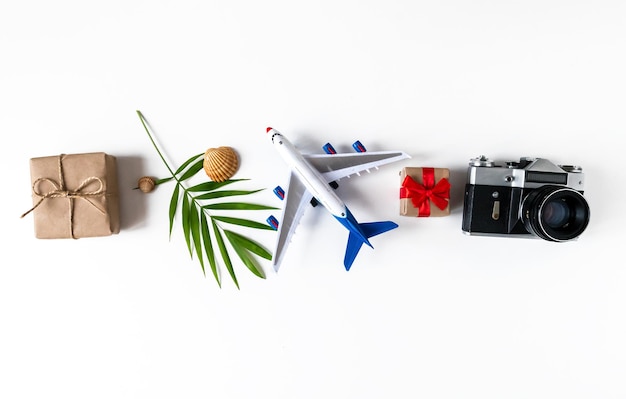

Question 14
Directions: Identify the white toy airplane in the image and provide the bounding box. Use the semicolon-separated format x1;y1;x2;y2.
265;127;410;272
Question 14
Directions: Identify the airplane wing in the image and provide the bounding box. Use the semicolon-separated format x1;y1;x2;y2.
272;170;313;272
303;151;410;183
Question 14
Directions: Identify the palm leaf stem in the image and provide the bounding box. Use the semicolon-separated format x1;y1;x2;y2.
137;110;179;182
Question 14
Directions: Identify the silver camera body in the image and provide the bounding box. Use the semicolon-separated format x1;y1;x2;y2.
461;156;590;241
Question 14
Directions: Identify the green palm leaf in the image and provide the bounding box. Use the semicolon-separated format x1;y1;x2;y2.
178;158;205;181
212;219;239;289
168;184;180;238
138;110;275;289
212;216;276;230
189;198;203;274
203;202;277;211
175;153;204;175
224;230;272;260
194;189;264;200
201;212;220;287
187;179;247;192
155;177;173;185
182;193;193;257
225;233;266;279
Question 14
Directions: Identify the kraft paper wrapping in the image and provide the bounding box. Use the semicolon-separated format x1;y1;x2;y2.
26;153;120;238
400;167;451;217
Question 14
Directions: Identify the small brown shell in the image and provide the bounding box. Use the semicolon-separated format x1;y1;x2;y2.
138;176;156;193
203;146;239;182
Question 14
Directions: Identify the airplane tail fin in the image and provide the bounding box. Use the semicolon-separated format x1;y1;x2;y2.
344;220;398;271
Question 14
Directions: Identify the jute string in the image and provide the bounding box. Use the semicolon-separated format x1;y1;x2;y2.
21;154;106;238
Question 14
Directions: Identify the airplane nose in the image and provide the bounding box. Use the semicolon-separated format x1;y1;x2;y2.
266;127;273;133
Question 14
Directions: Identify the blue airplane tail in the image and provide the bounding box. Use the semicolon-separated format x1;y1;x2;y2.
338;207;398;271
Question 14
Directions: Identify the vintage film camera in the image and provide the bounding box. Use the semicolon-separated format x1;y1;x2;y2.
461;156;590;241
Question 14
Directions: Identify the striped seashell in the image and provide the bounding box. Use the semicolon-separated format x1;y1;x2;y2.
203;146;239;182
138;176;156;193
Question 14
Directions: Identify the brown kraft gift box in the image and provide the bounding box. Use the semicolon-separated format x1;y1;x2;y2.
23;152;120;238
400;167;451;217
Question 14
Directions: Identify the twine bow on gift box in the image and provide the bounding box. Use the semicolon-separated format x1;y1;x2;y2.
400;168;450;216
21;154;106;238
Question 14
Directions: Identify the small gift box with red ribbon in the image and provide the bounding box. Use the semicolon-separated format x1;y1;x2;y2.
400;167;451;217
22;152;120;238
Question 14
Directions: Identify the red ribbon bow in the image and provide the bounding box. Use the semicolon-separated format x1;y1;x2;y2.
400;168;450;216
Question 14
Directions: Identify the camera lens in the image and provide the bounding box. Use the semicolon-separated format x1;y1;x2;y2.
543;200;571;228
521;186;590;242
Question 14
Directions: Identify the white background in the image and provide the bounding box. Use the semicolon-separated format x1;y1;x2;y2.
2;1;625;398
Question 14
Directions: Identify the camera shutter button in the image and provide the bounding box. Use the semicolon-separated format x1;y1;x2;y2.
470;155;495;167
